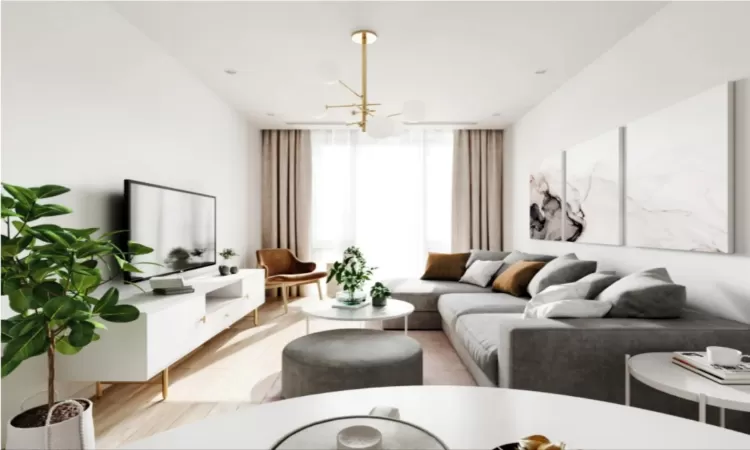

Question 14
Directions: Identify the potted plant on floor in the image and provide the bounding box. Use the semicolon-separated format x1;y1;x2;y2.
1;183;153;449
327;246;375;305
369;282;391;308
218;248;238;276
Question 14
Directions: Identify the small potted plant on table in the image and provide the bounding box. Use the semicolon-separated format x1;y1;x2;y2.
219;248;238;275
1;183;152;449
369;282;391;308
327;246;375;305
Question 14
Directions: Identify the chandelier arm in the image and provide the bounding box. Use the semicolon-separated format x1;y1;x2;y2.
361;31;368;132
337;80;362;98
325;103;360;109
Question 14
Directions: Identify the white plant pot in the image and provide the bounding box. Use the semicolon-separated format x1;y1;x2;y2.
5;399;95;450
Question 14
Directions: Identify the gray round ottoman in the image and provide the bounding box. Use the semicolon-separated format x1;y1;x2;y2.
281;329;423;399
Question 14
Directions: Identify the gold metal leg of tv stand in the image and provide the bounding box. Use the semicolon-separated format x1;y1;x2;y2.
96;368;170;400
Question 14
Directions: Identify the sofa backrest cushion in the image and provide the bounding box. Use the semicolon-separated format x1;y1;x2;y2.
465;250;511;268
492;260;547;297
527;253;597;297
596;268;687;318
495;251;556;278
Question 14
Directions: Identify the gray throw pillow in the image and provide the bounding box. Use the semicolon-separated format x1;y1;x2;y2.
495;250;556;278
596;268;686;318
465;249;511;268
527;254;597;297
574;272;620;299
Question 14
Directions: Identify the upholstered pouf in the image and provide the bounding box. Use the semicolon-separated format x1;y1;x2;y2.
281;328;423;399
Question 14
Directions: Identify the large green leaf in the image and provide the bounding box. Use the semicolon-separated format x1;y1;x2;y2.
32;281;65;305
28;204;72;221
8;287;34;313
93;287;118;314
55;336;81;355
2;183;36;208
42;296;78;320
66;228;99;238
1;327;48;377
1;195;15;209
70;299;92;321
30;185;70;199
99;304;139;323
114;255;142;273
1;235;33;258
68;321;95;347
77;243;114;259
127;241;153;256
71;270;101;295
8;315;44;338
1;207;19;218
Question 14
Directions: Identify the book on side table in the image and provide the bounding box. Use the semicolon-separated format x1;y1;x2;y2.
672;351;750;385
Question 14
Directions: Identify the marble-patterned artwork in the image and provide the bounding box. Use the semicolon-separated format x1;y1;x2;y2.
626;83;733;253
564;129;622;245
530;153;564;240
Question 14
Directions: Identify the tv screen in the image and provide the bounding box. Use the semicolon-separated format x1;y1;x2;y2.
124;180;216;282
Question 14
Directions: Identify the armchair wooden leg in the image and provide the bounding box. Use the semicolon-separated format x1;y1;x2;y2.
316;280;324;300
281;285;288;314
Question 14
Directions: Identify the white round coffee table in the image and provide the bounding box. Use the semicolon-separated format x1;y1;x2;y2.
303;299;414;335
124;386;750;449
626;353;750;427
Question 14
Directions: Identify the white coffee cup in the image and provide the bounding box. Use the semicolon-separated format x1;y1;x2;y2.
707;346;750;366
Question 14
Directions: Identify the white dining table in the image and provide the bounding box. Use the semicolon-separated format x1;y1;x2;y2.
123;386;750;449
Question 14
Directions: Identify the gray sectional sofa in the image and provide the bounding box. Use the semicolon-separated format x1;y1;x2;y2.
382;268;750;432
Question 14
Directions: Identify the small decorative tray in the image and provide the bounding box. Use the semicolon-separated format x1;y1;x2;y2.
271;415;448;449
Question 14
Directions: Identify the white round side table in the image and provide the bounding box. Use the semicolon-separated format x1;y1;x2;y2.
302;299;415;335
626;352;750;427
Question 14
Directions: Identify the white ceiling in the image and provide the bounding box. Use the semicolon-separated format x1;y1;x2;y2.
111;1;664;129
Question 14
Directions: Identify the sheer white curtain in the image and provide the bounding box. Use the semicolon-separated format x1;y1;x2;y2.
311;129;453;279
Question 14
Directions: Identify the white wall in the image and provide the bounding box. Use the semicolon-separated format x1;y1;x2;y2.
505;2;750;323
1;2;261;426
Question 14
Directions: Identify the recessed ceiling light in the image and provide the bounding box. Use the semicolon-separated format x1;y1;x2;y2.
224;68;238;75
534;69;547;75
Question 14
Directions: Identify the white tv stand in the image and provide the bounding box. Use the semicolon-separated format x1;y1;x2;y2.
56;269;265;399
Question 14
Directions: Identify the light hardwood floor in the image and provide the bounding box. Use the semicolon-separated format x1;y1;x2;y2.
93;295;475;449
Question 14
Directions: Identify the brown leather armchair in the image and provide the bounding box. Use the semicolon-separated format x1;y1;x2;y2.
256;248;326;313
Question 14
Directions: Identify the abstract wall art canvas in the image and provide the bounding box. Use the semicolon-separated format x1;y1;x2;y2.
625;83;734;253
530;153;564;240
563;129;623;245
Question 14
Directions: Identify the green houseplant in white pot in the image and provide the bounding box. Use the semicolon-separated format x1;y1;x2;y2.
1;183;153;449
327;246;375;305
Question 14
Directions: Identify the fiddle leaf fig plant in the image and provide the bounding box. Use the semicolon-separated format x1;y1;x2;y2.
327;246;375;300
0;183;154;410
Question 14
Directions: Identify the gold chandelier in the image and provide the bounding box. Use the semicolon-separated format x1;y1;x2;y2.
321;30;426;138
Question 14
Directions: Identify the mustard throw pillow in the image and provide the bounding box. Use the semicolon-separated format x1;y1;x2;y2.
421;252;470;281
492;260;547;297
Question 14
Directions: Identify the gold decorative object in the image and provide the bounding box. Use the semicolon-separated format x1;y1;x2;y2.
322;30;425;138
518;435;565;450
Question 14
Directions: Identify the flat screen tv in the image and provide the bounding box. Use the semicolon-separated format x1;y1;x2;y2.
124;180;216;282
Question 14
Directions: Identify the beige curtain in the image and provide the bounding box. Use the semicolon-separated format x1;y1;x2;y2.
261;130;312;296
451;130;503;252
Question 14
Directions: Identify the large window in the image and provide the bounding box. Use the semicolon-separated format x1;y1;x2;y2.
311;129;453;279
